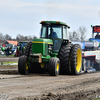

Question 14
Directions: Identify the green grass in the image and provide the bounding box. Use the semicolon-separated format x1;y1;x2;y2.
0;55;15;58
0;62;18;66
2;62;18;64
8;55;14;57
0;65;17;66
93;99;100;100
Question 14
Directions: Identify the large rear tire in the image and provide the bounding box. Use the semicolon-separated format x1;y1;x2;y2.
70;44;82;75
18;56;29;74
48;57;60;76
58;43;73;74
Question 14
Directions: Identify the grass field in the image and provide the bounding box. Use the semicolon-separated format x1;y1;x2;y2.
0;61;18;66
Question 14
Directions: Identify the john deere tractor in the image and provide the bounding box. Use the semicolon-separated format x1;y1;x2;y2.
18;21;82;76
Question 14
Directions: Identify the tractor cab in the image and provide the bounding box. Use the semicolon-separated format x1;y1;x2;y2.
40;21;70;53
40;21;70;39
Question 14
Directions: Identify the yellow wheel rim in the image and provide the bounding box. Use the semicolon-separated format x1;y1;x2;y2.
56;63;59;72
40;63;45;68
76;48;82;72
26;61;28;70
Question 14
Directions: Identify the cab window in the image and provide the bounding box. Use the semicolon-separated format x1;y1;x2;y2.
63;26;67;39
48;25;62;39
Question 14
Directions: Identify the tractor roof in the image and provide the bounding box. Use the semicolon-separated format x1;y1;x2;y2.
40;21;67;26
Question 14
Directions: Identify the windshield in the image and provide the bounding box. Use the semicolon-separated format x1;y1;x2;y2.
40;25;62;39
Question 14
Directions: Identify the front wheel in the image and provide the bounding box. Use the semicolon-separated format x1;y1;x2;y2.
48;57;60;76
18;56;29;74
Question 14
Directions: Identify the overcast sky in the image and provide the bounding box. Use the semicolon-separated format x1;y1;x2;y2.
0;0;100;39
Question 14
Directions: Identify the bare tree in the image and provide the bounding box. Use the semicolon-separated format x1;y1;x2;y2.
78;26;87;41
4;34;12;40
68;26;87;41
68;31;80;41
16;34;25;41
33;35;37;39
28;35;33;41
0;32;37;42
0;33;5;42
24;36;28;40
16;34;37;41
16;34;21;41
73;31;80;41
69;32;73;41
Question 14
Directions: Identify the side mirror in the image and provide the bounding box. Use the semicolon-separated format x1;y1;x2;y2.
68;26;70;29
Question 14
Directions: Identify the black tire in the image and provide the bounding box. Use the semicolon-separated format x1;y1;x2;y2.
70;44;82;75
48;57;60;76
24;42;32;57
18;56;29;74
58;43;73;74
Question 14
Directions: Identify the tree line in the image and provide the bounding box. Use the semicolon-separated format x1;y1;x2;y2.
0;33;37;43
0;26;87;43
68;26;87;41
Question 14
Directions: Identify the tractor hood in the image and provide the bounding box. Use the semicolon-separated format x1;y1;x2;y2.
32;39;53;56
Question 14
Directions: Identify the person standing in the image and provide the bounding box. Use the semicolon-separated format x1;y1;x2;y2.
7;47;9;56
95;33;100;39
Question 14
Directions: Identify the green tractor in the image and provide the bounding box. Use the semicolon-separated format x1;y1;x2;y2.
18;21;82;76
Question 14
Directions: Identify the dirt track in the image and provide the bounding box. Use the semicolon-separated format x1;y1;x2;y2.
0;68;100;100
0;57;19;62
0;57;100;100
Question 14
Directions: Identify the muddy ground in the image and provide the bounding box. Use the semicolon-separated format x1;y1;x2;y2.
0;57;100;100
0;57;19;62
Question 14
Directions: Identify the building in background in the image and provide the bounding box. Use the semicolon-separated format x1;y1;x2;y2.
3;40;18;46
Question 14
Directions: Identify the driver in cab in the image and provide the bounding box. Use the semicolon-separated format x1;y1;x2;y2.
49;29;57;38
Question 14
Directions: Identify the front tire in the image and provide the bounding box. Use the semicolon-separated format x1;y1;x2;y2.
18;56;29;74
48;57;60;76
